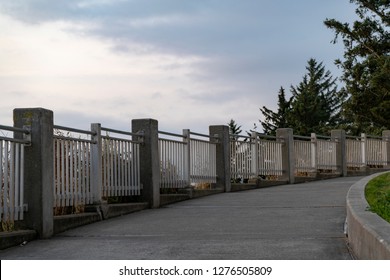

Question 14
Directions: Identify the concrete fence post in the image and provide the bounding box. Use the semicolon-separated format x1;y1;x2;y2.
13;108;54;238
382;130;390;169
183;129;191;187
331;129;347;177
91;123;103;204
311;133;317;172
209;125;231;192
251;131;258;178
132;119;160;208
276;128;295;184
361;133;367;168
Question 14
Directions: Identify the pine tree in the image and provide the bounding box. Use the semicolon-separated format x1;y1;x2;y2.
259;87;291;135
260;59;343;136
324;0;390;134
289;58;342;135
228;119;242;137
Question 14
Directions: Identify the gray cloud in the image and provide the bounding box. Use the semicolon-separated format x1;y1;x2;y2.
0;0;357;132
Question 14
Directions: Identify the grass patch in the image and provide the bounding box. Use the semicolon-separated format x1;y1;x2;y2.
365;172;390;223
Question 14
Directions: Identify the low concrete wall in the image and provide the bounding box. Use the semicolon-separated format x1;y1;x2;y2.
54;202;149;235
346;172;390;259
0;230;37;250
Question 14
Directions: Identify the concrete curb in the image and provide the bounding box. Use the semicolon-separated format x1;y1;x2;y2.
0;230;37;250
346;172;390;259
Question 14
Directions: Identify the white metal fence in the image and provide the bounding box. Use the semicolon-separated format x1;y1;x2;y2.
53;125;143;214
189;132;217;185
346;136;364;169
293;134;339;176
230;136;253;181
346;134;388;169
293;136;315;176
230;133;283;182
366;135;387;167
159;130;217;189
256;136;284;177
101;127;141;197
0;125;30;224
159;131;188;189
53;126;94;212
316;137;338;172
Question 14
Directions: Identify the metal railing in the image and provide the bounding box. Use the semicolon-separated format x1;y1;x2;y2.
0;125;30;224
159;131;188;189
256;134;284;178
293;135;315;176
53;125;95;213
316;136;338;172
101;127;141;197
188;131;217;186
366;135;387;167
230;135;253;182
346;134;388;169
230;133;283;182
159;130;217;189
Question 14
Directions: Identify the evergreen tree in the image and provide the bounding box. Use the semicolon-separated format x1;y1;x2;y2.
324;0;390;134
259;87;291;134
289;58;342;135
228;119;242;137
260;59;343;136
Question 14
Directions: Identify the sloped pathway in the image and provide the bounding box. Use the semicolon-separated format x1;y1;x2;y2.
0;176;363;259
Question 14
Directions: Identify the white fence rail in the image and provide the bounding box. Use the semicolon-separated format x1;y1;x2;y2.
0;125;30;223
189;131;217;185
230;136;254;181
346;134;388;169
53;126;95;212
346;136;364;169
294;136;315;175
230;133;283;182
256;137;284;177
101;127;141;197
317;137;337;171
159;131;188;189
159;130;217;189
293;134;339;176
53;125;143;213
366;136;387;167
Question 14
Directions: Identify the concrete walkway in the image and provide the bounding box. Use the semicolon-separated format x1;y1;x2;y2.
0;176;363;260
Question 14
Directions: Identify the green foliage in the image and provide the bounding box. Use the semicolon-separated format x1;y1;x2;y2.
324;0;390;134
260;87;291;135
260;59;344;135
289;59;343;135
228;119;242;136
365;172;390;223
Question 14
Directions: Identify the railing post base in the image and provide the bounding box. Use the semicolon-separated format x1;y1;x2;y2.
132;119;160;208
276;128;295;184
210;125;231;192
13;108;54;238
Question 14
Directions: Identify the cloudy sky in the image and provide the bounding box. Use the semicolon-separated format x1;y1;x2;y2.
0;0;357;134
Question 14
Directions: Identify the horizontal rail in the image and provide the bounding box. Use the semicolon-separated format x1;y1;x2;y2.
250;131;278;140
0;125;30;134
293;135;312;140
101;127;141;137
54;125;96;136
53;135;96;144
101;135;142;143
190;131;218;139
0;136;30;144
316;135;332;140
230;134;251;139
158;130;185;138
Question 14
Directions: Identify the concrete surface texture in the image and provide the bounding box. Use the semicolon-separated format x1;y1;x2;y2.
0;177;363;260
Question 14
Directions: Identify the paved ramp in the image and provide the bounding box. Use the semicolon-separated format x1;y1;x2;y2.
0;177;363;259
